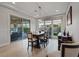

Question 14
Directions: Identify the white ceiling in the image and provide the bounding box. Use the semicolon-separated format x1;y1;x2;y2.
0;2;69;18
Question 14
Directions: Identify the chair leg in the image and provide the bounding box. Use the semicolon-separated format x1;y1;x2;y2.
27;42;29;49
44;43;46;48
46;42;48;46
44;40;48;47
31;42;33;51
46;40;48;45
44;42;46;48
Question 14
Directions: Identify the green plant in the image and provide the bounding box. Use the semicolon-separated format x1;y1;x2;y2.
23;27;30;33
53;32;58;36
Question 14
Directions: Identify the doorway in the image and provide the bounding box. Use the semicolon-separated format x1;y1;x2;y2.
52;19;61;39
38;19;61;39
22;19;30;39
10;15;30;42
38;19;52;39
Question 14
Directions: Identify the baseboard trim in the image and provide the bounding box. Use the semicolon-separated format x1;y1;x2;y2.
0;42;10;48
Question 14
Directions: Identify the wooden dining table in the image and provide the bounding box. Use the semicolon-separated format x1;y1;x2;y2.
32;32;45;48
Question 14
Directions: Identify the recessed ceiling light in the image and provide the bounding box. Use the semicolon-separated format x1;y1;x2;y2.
56;10;59;12
12;2;15;4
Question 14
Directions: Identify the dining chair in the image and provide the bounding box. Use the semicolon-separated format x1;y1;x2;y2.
44;33;49;46
39;32;49;48
27;32;37;49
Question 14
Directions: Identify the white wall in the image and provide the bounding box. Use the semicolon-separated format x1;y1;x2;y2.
30;18;37;33
61;15;66;32
66;3;79;42
0;6;28;47
30;18;39;33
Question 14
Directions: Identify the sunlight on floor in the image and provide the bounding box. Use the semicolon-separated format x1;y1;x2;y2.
0;39;58;57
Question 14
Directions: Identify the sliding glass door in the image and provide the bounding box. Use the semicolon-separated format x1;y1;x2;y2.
38;19;52;39
52;19;61;39
38;19;62;39
22;19;30;39
10;15;30;42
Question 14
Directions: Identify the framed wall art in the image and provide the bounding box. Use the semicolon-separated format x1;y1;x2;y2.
67;6;72;25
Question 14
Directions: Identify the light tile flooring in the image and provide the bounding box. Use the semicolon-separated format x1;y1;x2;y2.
0;39;59;57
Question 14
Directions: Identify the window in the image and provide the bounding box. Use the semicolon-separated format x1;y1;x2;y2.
53;19;61;25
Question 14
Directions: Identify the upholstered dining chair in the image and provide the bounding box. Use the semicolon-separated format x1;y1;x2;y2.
39;32;49;48
43;33;49;45
27;32;37;49
47;43;79;57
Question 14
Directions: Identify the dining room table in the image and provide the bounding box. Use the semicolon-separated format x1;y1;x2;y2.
32;31;45;48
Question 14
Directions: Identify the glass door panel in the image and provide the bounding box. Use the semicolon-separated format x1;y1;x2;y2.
10;15;30;42
10;15;22;42
52;20;61;39
38;19;52;39
22;19;30;39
